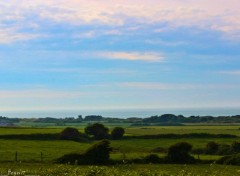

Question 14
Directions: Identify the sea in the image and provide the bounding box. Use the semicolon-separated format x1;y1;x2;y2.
1;107;240;118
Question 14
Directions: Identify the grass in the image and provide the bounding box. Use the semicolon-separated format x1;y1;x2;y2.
3;124;240;136
125;125;240;136
0;163;239;176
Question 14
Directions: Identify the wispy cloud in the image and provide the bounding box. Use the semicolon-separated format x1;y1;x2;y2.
0;0;240;43
0;89;85;99
119;82;240;90
0;28;42;44
96;51;164;62
219;70;240;75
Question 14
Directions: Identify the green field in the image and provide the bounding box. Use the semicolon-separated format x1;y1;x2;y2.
0;124;240;175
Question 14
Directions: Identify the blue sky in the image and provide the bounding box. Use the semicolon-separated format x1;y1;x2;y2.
0;0;240;116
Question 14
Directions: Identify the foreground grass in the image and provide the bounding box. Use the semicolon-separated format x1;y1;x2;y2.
0;163;239;176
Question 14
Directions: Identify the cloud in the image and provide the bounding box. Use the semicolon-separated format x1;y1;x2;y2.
0;89;85;99
96;51;164;62
0;28;42;44
119;82;240;90
0;0;240;43
219;70;240;75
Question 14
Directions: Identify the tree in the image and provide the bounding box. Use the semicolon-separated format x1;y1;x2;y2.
232;141;240;153
205;141;219;154
166;142;195;163
111;127;125;139
85;123;109;140
57;140;112;165
84;115;103;121
60;127;84;141
83;140;112;164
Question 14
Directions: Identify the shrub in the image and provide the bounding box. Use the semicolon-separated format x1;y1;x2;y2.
60;127;86;142
231;141;240;153
205;141;219;154
57;140;112;165
85;123;109;140
83;140;112;164
216;144;231;155
166;142;195;164
143;154;163;164
216;154;240;165
111;127;125;139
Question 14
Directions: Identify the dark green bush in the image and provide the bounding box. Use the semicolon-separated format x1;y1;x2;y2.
217;144;231;155
166;142;195;164
57;140;112;165
205;141;219;154
216;154;240;165
60;127;87;142
111;127;125;139
85;123;109;140
231;141;240;153
83;140;112;164
143;154;163;164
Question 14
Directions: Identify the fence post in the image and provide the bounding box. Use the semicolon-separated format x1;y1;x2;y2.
41;152;43;162
15;151;18;162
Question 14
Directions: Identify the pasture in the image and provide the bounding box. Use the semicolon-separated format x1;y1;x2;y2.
0;124;240;175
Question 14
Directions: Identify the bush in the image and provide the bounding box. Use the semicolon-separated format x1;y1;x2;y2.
217;144;231;155
205;141;219;154
57;140;112;165
85;123;109;140
111;127;125;139
231;141;240;153
166;142;195;164
143;154;163;164
60;127;87;142
83;140;112;164
216;154;240;165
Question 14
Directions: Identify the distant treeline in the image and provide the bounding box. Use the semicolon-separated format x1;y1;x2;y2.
1;114;240;124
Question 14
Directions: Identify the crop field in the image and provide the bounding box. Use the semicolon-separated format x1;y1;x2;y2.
0;124;240;175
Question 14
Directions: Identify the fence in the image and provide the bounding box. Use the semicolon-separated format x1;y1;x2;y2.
0;151;55;163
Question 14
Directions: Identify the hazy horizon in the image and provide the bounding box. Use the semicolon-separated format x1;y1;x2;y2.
1;107;240;118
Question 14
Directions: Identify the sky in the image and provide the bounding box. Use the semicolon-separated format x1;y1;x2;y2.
0;0;240;117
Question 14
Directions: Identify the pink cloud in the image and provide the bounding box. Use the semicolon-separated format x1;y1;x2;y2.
0;0;239;42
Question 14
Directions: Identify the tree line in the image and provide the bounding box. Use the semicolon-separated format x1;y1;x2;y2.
1;114;240;125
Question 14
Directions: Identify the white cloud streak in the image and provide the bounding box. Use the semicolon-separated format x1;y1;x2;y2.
96;51;164;62
0;28;42;44
219;70;240;75
119;82;240;90
0;89;85;99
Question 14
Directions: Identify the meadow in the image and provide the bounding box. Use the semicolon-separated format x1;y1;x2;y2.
0;123;240;175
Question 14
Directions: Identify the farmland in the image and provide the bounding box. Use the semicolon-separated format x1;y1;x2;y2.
0;123;240;175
